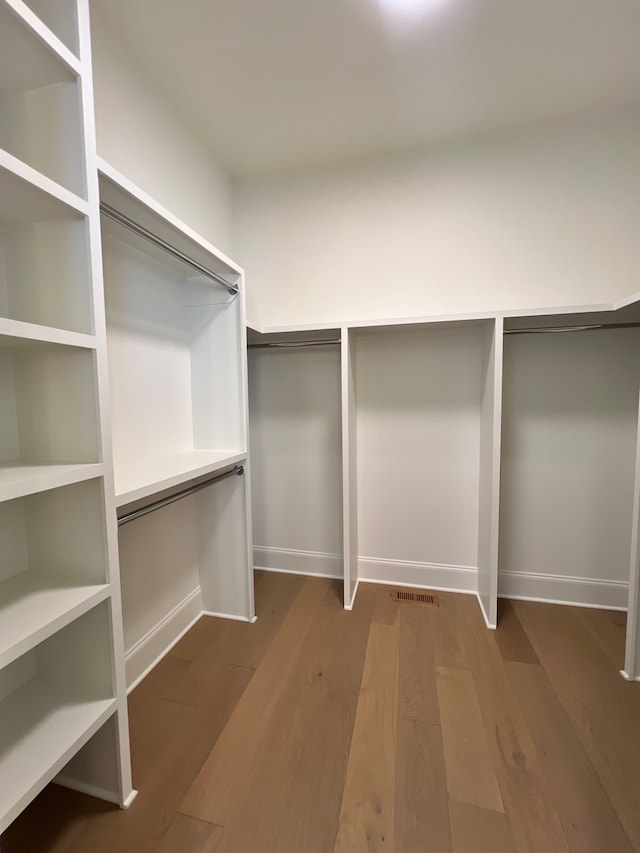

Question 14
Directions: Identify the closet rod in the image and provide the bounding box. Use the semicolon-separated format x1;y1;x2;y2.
100;202;239;296
504;321;640;335
117;464;245;527
248;340;341;349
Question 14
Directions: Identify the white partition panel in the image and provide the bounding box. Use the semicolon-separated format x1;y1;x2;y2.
623;389;640;681
477;318;503;628
341;327;358;608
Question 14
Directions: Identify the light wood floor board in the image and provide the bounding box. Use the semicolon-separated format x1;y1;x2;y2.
274;585;377;853
155;814;223;853
214;584;353;853
506;659;635;853
514;600;640;849
394;718;451;853
398;605;440;725
493;600;540;664
462;625;571;853
431;592;470;670
437;666;504;812
335;618;400;852
448;800;516;853
4;576;640;853
180;577;329;825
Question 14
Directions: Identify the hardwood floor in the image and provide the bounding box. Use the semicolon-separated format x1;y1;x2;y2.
4;574;640;852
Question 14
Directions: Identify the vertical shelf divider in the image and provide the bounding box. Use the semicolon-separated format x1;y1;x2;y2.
342;326;359;609
477;316;504;629
623;387;640;681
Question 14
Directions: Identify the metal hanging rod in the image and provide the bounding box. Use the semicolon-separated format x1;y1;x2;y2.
504;321;640;336
100;202;239;296
248;340;341;350
117;464;245;527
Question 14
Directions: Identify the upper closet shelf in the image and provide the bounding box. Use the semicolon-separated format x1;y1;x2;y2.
0;151;88;223
114;450;248;508
0;464;104;503
0;0;80;91
97;158;242;298
0;318;96;350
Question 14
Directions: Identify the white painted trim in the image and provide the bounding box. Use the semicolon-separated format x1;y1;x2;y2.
358;557;477;593
255;565;342;581
499;571;628;610
344;578;360;611
54;776;138;808
620;670;640;682
476;592;497;630
125;588;203;693
254;546;343;579
202;610;257;623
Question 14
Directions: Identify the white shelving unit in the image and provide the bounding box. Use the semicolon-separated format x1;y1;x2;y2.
249;297;640;646
98;160;254;688
0;0;133;836
351;319;499;616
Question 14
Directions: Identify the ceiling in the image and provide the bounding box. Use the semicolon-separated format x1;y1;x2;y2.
91;0;640;177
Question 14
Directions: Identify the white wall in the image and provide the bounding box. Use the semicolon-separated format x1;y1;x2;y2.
355;326;482;592
235;111;640;329
500;328;640;608
249;346;343;577
90;8;233;253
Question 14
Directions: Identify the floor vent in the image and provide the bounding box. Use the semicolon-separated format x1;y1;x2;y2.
390;589;439;607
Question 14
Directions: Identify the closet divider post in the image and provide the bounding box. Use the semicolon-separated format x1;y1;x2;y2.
623;387;640;681
341;326;359;609
476;316;504;629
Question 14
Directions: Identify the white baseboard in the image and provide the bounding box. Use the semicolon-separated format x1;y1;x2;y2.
358;557;477;593
476;592;497;630
254;546;343;579
344;578;360;611
54;776;138;808
499;571;628;611
125;588;203;692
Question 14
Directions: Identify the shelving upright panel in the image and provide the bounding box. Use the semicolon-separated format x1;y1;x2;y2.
0;0;134;835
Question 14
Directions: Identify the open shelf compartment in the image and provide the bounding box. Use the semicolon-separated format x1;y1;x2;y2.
0;337;101;475
102;224;246;507
0;1;85;196
0;477;110;668
0;153;93;335
0;601;117;834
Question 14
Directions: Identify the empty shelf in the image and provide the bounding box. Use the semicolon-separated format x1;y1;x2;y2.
115;450;247;507
0;677;116;834
0;464;104;503
0;573;110;669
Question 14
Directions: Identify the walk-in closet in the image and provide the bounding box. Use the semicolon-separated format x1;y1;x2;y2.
2;0;640;847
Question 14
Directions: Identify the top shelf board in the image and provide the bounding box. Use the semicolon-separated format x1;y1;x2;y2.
503;299;640;332
97;159;242;294
0;0;79;94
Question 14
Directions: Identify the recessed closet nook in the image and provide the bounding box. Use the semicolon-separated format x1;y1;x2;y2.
1;0;640;838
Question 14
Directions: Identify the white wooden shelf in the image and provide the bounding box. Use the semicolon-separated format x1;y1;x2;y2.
98;158;242;291
115;450;247;507
0;150;88;223
0;573;110;669
0;677;116;834
0;464;104;503
0;318;96;349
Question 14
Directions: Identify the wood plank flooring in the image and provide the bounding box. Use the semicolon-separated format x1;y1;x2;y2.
4;575;640;852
